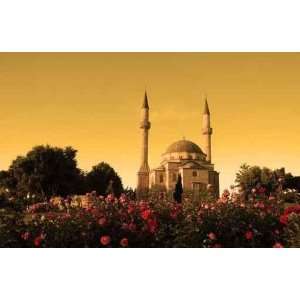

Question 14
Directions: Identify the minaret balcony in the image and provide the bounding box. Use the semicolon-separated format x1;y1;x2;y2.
140;121;151;129
202;127;212;135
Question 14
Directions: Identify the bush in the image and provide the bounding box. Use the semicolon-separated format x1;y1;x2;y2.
0;192;8;208
0;188;294;248
278;204;300;247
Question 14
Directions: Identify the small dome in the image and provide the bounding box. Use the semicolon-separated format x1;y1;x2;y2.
165;140;204;154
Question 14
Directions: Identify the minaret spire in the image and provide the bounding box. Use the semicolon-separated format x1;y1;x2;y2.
202;95;213;163
137;90;151;198
142;91;149;109
203;97;210;115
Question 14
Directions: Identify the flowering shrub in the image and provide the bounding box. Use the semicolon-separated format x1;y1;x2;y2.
277;204;300;247
0;189;298;248
175;197;284;247
27;202;55;214
0;209;24;247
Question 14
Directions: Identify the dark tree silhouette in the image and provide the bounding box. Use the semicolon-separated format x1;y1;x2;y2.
284;176;300;191
85;162;123;197
173;174;183;203
235;164;295;195
1;145;83;199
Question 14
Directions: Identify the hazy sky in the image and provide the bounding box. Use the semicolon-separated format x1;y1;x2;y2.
0;53;299;191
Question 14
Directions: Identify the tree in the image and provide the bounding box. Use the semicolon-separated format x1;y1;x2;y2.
85;162;123;196
173;174;183;203
2;145;83;198
285;176;300;191
235;163;294;194
0;170;15;191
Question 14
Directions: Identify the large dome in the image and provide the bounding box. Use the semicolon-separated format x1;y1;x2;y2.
165;140;204;154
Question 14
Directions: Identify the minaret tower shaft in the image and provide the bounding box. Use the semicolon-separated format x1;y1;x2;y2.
137;91;151;196
202;96;213;163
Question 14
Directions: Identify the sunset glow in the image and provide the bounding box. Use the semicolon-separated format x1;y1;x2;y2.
0;53;299;190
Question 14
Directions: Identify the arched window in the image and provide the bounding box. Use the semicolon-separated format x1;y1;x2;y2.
159;174;164;183
192;171;197;177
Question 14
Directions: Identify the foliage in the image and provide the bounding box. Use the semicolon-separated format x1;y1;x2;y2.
85;162;123;197
0;146;124;201
0;188;294;248
278;204;300;247
280;189;300;204
0;145;83;199
0;209;24;247
173;174;183;203
1;155;299;247
0;188;9;208
176;197;283;248
284;176;300;192
235;164;295;195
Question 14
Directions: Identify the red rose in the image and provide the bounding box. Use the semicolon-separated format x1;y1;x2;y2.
141;209;151;220
279;214;289;225
121;223;129;230
34;236;42;247
208;232;216;240
170;212;177;219
98;217;107;226
119;194;127;204
139;201;148;211
21;232;30;240
245;231;254;240
147;219;158;233
170;209;178;219
100;235;111;246
106;194;115;203
284;205;300;215
127;205;135;214
120;238;129;247
258;187;266;194
128;222;137;232
273;242;284;248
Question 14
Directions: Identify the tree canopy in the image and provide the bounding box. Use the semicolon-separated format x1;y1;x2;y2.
1;145;84;198
85;162;123;196
235;163;294;194
0;146;124;200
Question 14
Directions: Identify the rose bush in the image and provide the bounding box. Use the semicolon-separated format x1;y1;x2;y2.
0;189;298;247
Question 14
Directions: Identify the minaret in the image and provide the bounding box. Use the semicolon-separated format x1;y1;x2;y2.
202;96;213;163
137;91;151;197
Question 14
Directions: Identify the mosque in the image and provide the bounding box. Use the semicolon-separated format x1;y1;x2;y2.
137;92;219;197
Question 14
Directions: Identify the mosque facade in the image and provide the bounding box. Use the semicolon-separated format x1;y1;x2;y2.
137;92;219;197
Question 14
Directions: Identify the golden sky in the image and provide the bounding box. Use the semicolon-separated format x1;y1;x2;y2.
0;53;300;191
